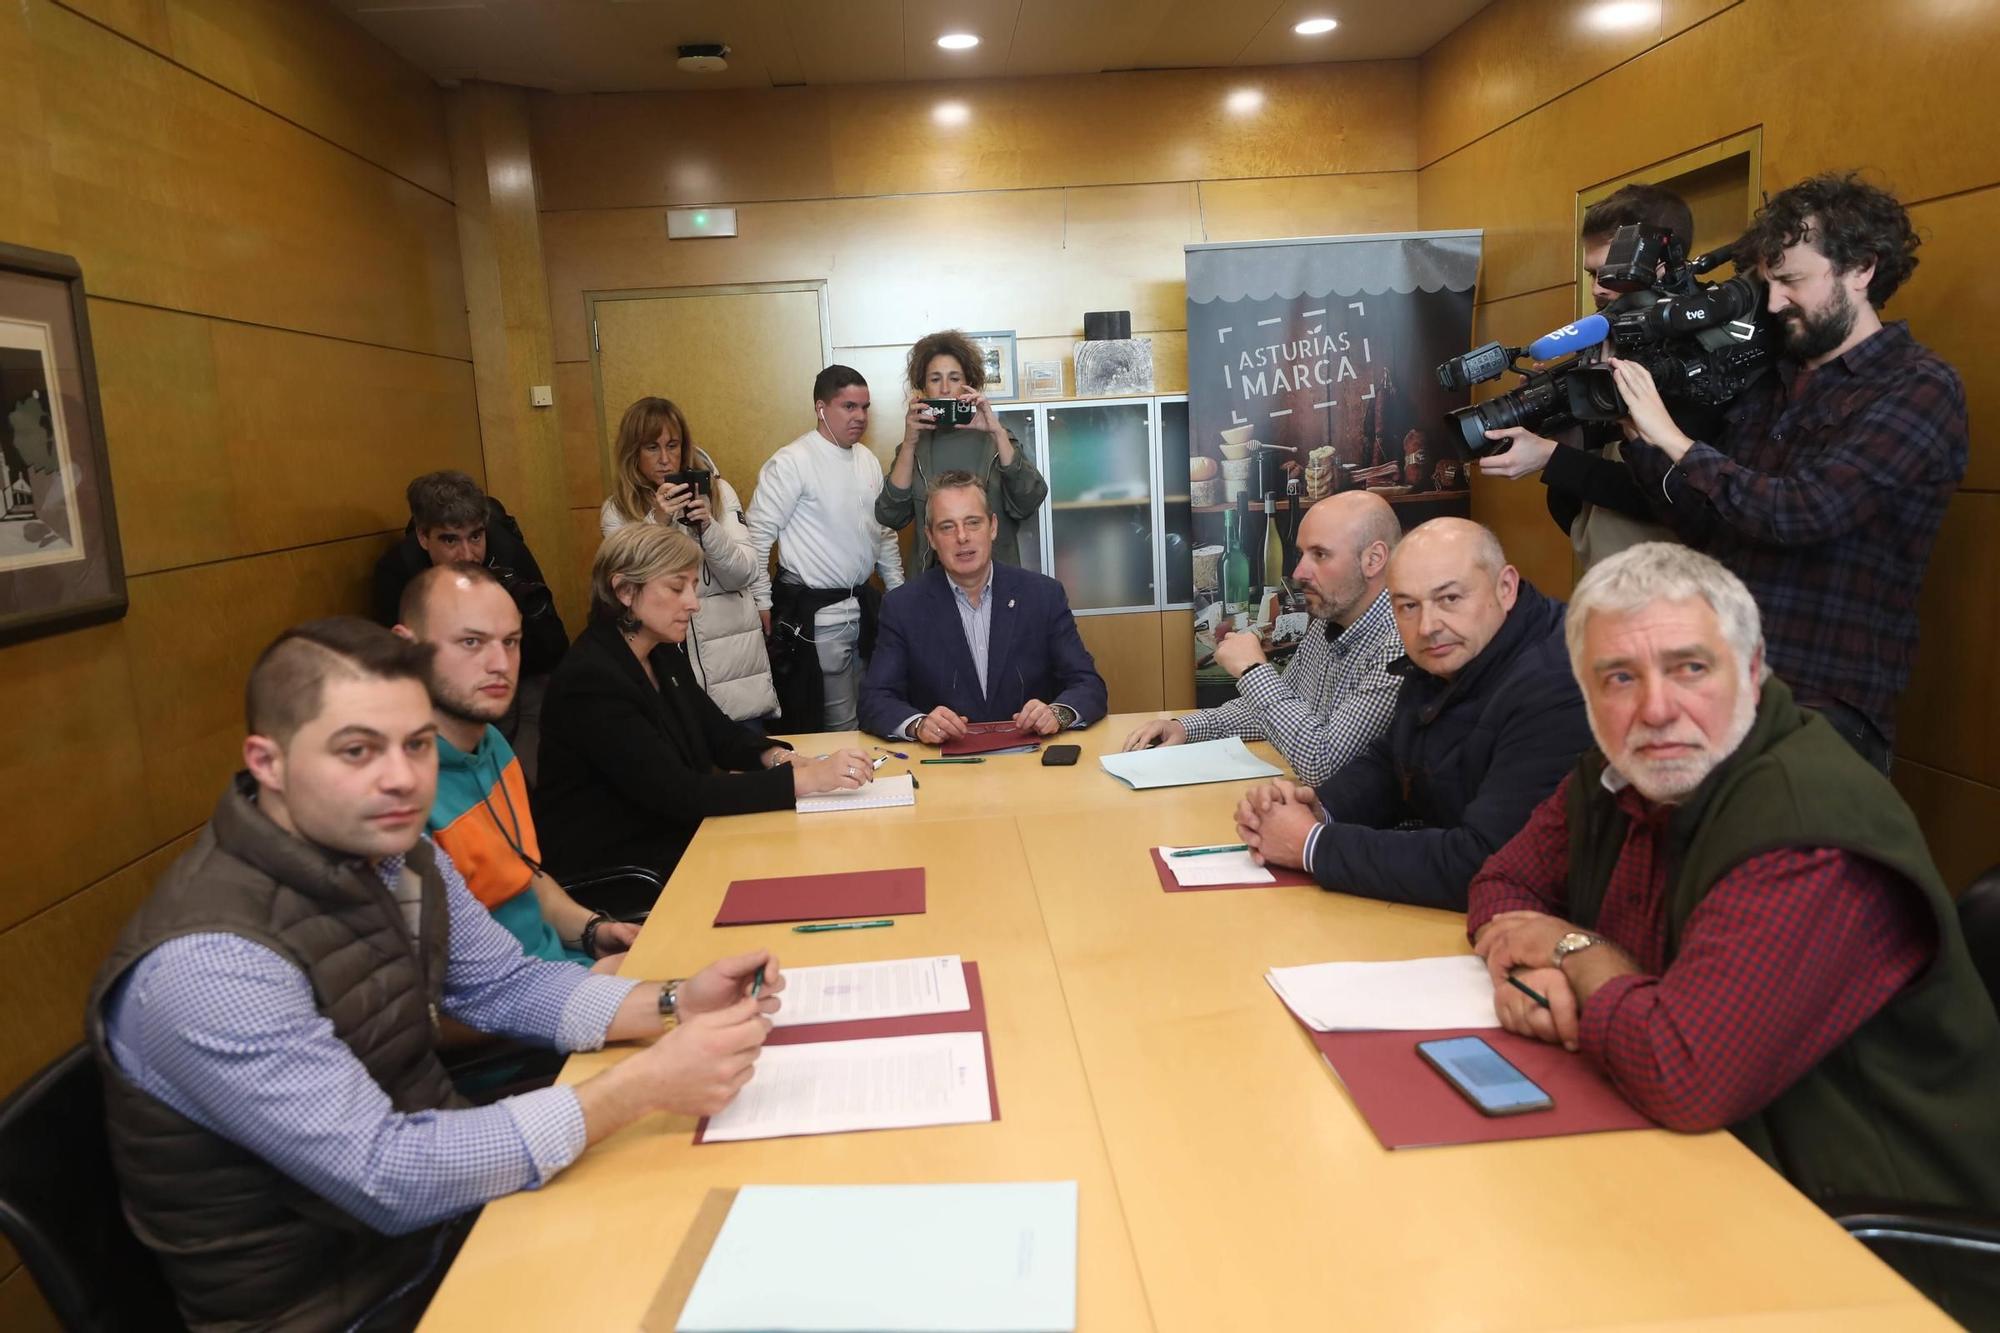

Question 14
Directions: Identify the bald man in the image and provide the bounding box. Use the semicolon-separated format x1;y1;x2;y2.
1236;519;1591;909
1122;492;1405;786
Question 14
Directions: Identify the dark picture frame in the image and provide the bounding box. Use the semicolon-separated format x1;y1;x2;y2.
0;243;124;645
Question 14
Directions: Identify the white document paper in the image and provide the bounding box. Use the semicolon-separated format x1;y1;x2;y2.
676;1181;1078;1333
701;1031;992;1143
1157;845;1275;886
771;955;971;1029
796;772;916;814
1266;955;1501;1032
1098;736;1282;790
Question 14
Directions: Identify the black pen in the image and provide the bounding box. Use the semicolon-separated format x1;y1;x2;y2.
1508;975;1551;1009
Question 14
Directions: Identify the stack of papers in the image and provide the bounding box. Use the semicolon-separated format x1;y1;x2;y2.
797;772;916;814
1098;736;1282;790
773;956;971;1029
1266;956;1500;1032
1156;845;1274;887
700;1032;994;1142
674;1182;1079;1332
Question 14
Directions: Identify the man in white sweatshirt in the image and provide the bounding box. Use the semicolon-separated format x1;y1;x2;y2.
747;365;906;731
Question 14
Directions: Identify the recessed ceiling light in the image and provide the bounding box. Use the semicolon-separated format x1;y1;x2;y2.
937;33;980;50
1293;17;1338;35
1225;88;1265;115
1583;1;1657;31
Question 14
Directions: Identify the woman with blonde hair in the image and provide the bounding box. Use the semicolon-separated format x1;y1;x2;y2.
601;396;777;723
876;329;1048;573
535;524;874;879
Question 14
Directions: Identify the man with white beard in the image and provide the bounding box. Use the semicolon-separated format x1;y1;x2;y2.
1462;542;2000;1327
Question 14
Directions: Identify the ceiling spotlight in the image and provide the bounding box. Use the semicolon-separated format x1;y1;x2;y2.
1583;1;1658;31
675;42;731;73
933;101;971;126
1293;17;1338;35
937;33;980;50
1225;88;1265;116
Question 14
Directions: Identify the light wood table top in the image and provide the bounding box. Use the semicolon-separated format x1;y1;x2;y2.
420;714;1952;1331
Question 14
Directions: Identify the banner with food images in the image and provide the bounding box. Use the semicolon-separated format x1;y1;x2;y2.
1183;230;1482;707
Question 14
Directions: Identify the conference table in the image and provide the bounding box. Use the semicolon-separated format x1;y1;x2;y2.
420;715;1953;1332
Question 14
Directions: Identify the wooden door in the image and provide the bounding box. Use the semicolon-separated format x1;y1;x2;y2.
590;282;830;502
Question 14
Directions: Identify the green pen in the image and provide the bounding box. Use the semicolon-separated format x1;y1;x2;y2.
1168;843;1251;858
791;919;895;933
1508;975;1551;1010
750;965;765;998
920;757;985;765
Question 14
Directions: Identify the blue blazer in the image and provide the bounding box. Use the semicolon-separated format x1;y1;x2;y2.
859;564;1108;738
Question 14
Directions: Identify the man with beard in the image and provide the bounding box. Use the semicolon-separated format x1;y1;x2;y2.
1612;173;1967;771
1120;491;1405;786
1468;542;2000;1328
399;563;639;966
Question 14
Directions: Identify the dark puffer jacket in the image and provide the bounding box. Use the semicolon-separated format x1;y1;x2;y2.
1307;579;1591;909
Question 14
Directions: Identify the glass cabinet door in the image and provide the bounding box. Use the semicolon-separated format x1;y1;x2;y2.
994;405;1044;575
1157;398;1193;606
1046;401;1154;611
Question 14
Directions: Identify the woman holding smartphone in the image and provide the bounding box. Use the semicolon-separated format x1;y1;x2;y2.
601;396;778;724
876;328;1049;573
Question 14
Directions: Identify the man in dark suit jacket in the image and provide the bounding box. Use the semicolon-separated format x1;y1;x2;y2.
860;471;1107;742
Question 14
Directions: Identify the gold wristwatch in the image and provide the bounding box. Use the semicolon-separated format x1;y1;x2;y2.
1551;932;1601;971
657;978;685;1031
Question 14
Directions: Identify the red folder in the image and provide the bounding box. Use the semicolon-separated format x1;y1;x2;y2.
1298;1016;1655;1149
713;867;925;926
694;961;1000;1142
942;723;1040;756
1149;846;1317;893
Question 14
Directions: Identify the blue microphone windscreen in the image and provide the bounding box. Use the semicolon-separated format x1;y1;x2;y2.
1527;313;1610;361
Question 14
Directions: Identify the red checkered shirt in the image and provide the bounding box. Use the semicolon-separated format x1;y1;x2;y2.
1466;774;1934;1131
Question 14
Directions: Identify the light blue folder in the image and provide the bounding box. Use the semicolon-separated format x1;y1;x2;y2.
1097;735;1283;790
676;1181;1079;1333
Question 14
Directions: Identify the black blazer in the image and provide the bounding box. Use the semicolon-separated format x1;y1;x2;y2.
533;616;794;879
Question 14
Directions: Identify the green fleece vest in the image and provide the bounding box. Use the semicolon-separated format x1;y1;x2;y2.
1565;679;2000;1325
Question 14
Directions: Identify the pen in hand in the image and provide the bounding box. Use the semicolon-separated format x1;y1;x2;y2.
750;965;766;999
1507;974;1551;1010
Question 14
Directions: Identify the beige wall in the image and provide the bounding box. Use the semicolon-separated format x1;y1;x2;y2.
0;1;481;1319
529;64;1423;609
1415;0;2000;886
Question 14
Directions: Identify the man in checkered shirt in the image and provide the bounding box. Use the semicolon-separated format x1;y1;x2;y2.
1121;491;1405;785
88;618;784;1331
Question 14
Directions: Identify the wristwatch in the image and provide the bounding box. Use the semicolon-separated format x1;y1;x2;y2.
657;978;685;1032
1551;931;1601;971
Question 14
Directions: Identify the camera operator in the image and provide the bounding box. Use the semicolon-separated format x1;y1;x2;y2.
1476;183;1710;567
1612;172;1967;772
877;329;1048;573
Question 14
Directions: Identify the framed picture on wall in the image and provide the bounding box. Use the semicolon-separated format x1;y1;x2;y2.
0;243;125;646
968;330;1019;401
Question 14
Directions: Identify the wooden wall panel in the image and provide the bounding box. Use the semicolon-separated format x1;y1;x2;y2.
1160;609;1196;713
93;300;481;574
1197;172;1421;243
531;63;1419;213
1078;611;1166;715
1421;0;2000;306
1894;760;2000;895
57;0;453;197
557;360;605;511
1896;186;2000;492
122;538;387;846
15;0;468;358
0;833;198;1096
0;623;151;927
1894;493;1999;788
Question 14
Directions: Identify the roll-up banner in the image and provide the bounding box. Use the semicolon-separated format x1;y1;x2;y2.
1183;229;1483;707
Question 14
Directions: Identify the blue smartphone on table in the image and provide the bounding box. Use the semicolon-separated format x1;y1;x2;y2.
1416;1035;1554;1116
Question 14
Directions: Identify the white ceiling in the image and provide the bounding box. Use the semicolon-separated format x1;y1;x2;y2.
327;0;1494;93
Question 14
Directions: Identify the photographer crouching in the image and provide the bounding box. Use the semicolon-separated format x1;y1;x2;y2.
1612;172;1967;772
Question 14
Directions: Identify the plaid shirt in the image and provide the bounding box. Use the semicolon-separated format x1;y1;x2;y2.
1178;588;1404;785
1622;322;1967;744
103;840;640;1238
1466;774;1932;1131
